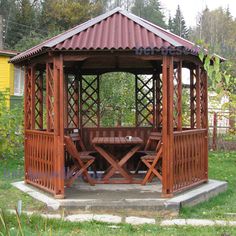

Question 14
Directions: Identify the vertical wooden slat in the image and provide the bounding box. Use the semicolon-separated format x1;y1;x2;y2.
39;71;44;129
97;75;100;128
190;69;195;129
30;66;36;129
53;55;65;198
177;61;182;130
173;129;208;192
64;73;69;128
162;55;174;196
196;65;201;128
135;75;138;127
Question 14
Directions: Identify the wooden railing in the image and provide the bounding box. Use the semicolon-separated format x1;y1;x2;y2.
25;130;56;194
173;129;208;192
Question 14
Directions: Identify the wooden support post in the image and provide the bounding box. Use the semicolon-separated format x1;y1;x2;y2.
30;66;36;130
24;66;29;182
190;69;195;129
64;73;68;128
156;73;162;129
97;75;100;128
162;55;174;197
212;112;217;151
202;69;208;180
135;75;138;127
53;55;65;198
46;63;54;131
177;61;182;131
196;65;201;129
38;70;44;129
74;74;79;127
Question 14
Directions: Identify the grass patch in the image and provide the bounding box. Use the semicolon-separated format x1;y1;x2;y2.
0;151;236;235
0;156;45;211
180;151;236;220
1;211;236;236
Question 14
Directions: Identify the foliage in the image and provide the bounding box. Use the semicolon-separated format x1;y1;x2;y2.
0;91;24;159
198;48;236;131
0;0;107;50
168;5;189;39
100;73;135;127
39;0;106;32
13;31;62;52
131;0;167;28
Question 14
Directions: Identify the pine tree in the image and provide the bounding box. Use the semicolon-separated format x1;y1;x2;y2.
132;0;166;28
171;5;189;39
168;15;174;32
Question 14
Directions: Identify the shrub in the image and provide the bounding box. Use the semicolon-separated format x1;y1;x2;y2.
0;91;24;159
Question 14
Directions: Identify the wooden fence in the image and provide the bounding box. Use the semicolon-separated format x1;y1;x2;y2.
173;129;208;192
25;130;57;194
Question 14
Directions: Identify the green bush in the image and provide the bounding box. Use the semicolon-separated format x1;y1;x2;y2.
0;91;23;159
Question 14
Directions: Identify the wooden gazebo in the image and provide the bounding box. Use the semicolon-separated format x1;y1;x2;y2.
11;8;208;198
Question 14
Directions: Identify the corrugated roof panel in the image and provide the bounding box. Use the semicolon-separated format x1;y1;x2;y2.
53;13;174;51
10;7;199;63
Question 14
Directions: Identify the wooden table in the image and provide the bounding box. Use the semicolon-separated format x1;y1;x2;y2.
92;137;143;184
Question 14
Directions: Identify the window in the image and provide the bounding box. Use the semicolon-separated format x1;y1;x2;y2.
14;66;24;96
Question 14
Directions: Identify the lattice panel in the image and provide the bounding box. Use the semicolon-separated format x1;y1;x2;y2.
25;67;33;129
66;74;79;128
190;69;197;128
173;62;182;129
154;73;163;128
136;75;154;127
80;75;99;127
46;63;54;131
35;70;44;129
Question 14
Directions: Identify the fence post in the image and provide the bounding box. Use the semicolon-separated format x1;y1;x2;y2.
212;112;217;151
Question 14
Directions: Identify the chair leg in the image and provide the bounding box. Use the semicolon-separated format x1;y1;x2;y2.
141;160;154;185
66;160;95;187
134;161;142;174
141;158;162;185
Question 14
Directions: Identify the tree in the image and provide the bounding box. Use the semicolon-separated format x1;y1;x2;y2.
132;0;166;28
39;0;108;32
100;72;135;127
168;15;174;32
190;7;236;131
170;5;189;38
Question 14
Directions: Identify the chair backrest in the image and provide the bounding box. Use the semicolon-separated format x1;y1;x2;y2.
69;133;86;151
64;136;84;166
144;132;162;152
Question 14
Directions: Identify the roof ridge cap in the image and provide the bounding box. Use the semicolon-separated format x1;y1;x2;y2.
44;8;122;48
132;13;197;47
118;9;182;47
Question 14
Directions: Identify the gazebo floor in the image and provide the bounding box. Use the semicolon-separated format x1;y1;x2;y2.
12;179;227;215
66;179;162;200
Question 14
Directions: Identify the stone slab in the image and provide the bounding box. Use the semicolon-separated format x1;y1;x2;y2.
12;179;227;213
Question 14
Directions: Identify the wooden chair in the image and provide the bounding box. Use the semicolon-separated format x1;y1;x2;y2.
64;136;95;187
134;132;162;173
141;140;163;185
69;132;98;176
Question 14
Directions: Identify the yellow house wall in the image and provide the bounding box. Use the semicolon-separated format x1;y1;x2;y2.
0;55;15;106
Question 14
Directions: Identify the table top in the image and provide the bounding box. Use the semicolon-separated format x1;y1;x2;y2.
92;137;143;145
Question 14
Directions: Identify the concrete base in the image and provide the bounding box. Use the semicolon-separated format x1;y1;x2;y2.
12;179;227;214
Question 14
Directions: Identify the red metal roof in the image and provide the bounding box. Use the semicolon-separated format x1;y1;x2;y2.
10;8;199;63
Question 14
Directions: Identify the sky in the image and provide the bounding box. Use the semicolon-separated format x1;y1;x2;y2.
160;0;236;26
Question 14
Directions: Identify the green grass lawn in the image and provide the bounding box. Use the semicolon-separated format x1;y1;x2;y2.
1;212;236;236
180;151;236;220
0;151;236;235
